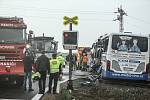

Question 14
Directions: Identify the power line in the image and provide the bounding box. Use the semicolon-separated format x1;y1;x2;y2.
0;6;113;15
128;15;150;25
126;22;149;32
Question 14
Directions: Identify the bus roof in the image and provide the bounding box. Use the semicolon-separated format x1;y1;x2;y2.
99;32;148;39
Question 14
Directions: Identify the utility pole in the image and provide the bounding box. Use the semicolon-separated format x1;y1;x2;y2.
114;5;127;33
42;33;45;51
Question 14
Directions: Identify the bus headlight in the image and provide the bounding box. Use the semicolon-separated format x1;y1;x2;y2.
135;62;145;72
112;60;121;71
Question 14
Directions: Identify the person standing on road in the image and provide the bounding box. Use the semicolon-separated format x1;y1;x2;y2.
23;49;34;91
72;54;77;70
57;54;64;80
36;51;50;94
48;53;61;94
57;54;65;68
82;53;88;71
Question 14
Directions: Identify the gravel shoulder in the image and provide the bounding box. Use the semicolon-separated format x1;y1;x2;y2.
41;75;150;100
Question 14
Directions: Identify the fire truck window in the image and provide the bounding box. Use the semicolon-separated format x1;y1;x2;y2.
0;28;24;43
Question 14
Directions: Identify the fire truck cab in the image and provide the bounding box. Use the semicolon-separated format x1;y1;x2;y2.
0;16;27;86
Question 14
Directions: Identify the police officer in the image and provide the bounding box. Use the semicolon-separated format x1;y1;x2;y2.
57;54;65;68
48;53;61;94
36;51;50;94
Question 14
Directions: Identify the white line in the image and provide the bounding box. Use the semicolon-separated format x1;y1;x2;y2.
31;70;88;100
31;94;43;100
0;99;24;100
31;76;69;100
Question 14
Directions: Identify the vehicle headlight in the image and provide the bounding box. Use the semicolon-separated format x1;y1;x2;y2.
135;62;145;72
26;44;31;48
112;60;121;71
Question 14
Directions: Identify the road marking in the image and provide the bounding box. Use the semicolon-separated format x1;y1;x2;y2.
31;94;43;100
31;76;69;100
31;70;88;100
0;99;24;100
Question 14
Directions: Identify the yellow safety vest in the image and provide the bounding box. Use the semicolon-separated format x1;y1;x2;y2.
57;56;64;65
32;72;41;80
50;59;60;73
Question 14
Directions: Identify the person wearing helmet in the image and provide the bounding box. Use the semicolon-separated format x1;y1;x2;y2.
36;51;50;94
48;53;61;94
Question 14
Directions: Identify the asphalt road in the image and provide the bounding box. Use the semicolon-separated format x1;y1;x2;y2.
0;66;89;100
0;80;40;100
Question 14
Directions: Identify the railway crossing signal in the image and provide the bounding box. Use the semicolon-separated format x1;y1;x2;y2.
63;16;78;25
63;31;78;50
63;16;79;91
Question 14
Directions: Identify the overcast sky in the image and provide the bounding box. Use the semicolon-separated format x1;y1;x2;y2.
0;0;150;52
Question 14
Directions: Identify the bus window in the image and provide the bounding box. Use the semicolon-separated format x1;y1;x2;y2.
112;35;148;52
102;37;109;52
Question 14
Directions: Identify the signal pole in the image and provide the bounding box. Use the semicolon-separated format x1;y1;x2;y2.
63;16;78;90
114;5;127;33
68;23;73;90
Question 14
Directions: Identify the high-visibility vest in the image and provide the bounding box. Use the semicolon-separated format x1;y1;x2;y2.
32;72;41;80
57;56;64;65
50;59;60;73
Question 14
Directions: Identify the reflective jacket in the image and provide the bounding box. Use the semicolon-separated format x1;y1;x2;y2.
57;56;64;65
50;59;60;73
32;72;41;80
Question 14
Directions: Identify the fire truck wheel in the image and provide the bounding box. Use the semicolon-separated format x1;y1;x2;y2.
16;76;24;86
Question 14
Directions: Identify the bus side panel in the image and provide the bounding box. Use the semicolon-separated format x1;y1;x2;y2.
102;70;148;80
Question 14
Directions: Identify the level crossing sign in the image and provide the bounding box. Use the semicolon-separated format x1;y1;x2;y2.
63;16;78;25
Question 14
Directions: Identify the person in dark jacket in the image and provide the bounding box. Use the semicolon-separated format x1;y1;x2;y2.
36;51;50;94
23;49;34;91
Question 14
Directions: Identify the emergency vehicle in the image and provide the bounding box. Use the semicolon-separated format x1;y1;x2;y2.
29;34;58;60
0;16;27;85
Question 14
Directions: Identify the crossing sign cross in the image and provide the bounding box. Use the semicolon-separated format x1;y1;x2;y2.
63;16;78;25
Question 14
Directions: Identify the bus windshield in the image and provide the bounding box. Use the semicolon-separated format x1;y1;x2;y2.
112;35;148;52
0;28;25;43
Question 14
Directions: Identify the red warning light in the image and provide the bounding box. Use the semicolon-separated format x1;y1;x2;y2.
64;33;69;38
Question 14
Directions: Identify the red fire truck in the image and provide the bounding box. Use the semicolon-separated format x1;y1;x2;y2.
0;17;27;86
